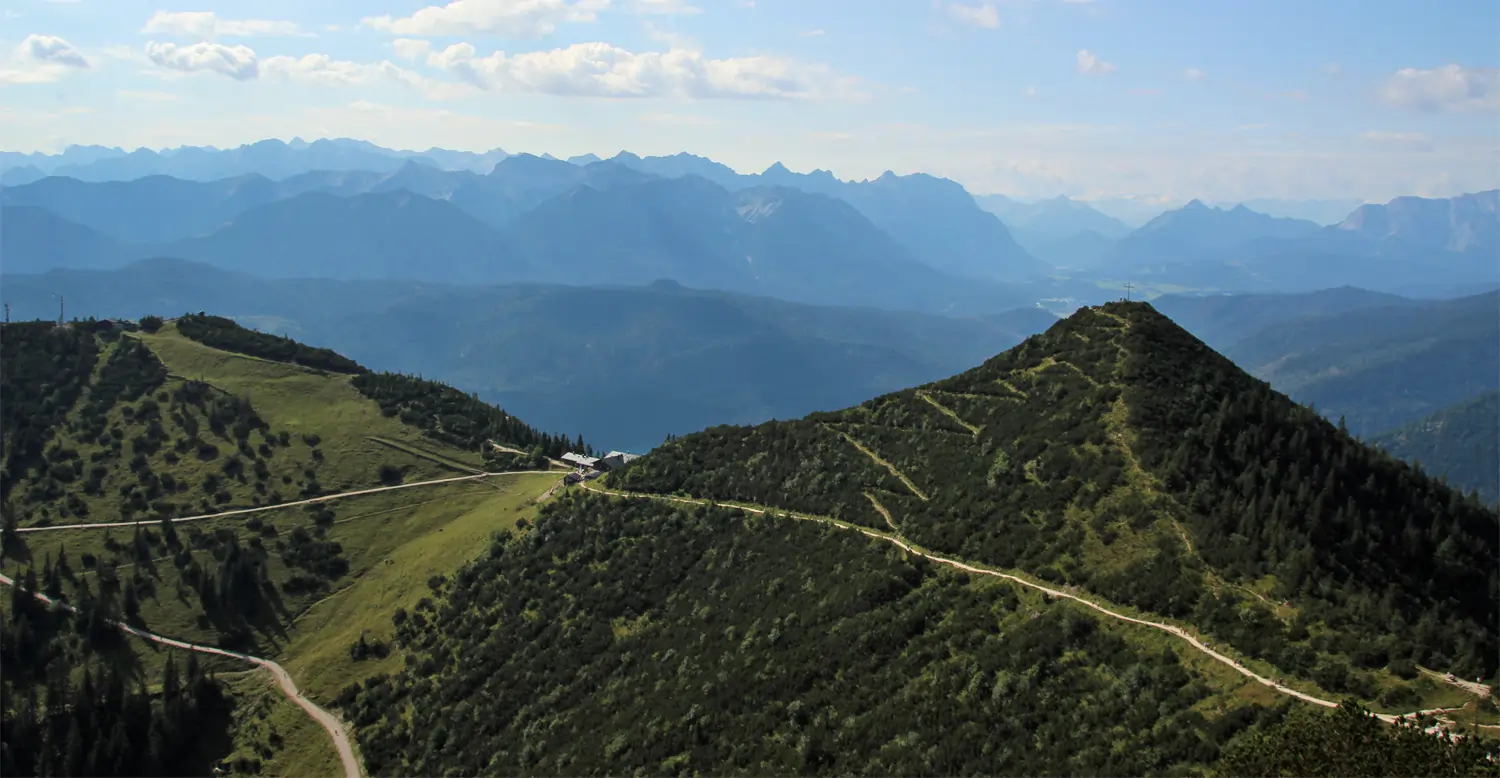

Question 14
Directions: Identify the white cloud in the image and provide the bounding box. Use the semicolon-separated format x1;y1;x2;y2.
363;0;609;38
1076;49;1115;76
142;11;302;40
631;0;702;15
947;2;999;28
263;53;476;100
20;34;89;68
0;34;90;84
798;29;826;37
1359;131;1433;152
428;41;861;100
1380;64;1499;113
393;38;433;62
146;41;259;80
1182;67;1204;82
1022;85;1037;97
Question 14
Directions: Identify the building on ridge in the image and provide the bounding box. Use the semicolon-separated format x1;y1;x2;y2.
597;451;640;471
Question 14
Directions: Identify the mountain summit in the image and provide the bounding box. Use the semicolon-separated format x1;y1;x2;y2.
616;301;1498;683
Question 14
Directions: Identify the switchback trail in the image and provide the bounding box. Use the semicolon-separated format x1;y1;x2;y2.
16;470;561;534
0;572;363;778
580;483;1477;729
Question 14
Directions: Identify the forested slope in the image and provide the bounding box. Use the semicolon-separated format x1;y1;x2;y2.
340;492;1270;775
0;316;580;775
615;302;1500;694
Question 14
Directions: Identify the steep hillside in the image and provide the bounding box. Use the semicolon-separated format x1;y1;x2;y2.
337;491;1286;776
1371;391;1499;505
614;302;1500;692
1;315;579;771
1224;291;1500;434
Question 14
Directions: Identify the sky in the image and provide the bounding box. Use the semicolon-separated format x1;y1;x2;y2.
1;0;1498;202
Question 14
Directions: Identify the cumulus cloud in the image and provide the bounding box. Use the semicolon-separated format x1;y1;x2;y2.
427;41;861;100
363;0;609;38
142;11;301;40
947;2;999;28
1076;49;1115;76
262;53;476;100
22;34;89;68
1380;64;1499;113
146;41;259;80
0;34;90;84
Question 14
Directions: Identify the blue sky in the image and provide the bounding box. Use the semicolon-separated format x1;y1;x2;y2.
2;0;1497;201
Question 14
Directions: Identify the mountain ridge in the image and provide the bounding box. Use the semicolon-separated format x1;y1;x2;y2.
613;300;1499;686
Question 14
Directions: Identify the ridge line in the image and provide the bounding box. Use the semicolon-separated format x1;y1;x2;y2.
578;482;1480;732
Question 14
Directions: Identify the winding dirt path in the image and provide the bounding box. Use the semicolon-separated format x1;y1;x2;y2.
579;483;1479;729
16;470;559;534
0;572;362;778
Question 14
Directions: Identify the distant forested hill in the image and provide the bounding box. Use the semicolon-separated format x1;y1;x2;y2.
1222;291;1499;435
1371;391;1499;505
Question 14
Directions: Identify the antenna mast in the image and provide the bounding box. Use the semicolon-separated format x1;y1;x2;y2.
1124;282;1133;302
59;294;65;326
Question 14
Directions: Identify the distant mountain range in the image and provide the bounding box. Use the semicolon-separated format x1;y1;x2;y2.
4;142;1048;285
973;194;1132;269
6;137;1498;304
0;137;511;183
1090;192;1500;294
2;169;1040;313
0;259;1057;451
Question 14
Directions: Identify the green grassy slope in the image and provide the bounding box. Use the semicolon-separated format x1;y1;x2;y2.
0;316;572;775
1370;391;1499;505
614;302;1500;701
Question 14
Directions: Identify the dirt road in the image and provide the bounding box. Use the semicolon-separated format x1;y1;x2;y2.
580;483;1483;729
17;470;560;534
0;572;362;778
